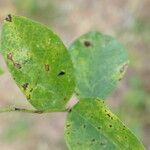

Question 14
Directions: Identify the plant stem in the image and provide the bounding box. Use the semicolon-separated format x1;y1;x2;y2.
0;106;67;114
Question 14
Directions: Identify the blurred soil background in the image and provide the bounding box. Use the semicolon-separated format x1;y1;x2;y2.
0;0;149;149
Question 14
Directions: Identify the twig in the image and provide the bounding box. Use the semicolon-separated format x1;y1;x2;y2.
0;106;67;114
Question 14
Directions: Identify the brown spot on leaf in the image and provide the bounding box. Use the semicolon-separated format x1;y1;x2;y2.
107;113;111;117
66;124;71;128
120;63;128;74
84;40;92;47
58;70;65;76
7;53;13;60
100;142;105;146
22;83;29;91
45;64;50;72
91;139;95;142
98;126;101;130
14;63;22;69
5;14;12;22
68;109;72;113
27;94;31;100
30;88;33;92
109;124;112;128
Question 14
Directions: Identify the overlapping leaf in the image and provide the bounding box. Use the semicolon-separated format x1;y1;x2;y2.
65;98;144;150
0;15;75;111
69;32;129;99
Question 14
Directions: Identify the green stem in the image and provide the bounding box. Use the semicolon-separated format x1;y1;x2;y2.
0;106;67;114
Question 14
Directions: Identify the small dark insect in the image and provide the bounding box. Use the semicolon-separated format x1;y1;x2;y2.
58;70;65;76
84;40;92;47
5;14;12;22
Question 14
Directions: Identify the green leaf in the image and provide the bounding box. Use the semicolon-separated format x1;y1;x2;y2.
65;98;144;150
0;15;75;111
69;32;129;99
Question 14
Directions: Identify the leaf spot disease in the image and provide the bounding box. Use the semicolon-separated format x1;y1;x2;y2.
83;124;86;128
58;70;65;76
109;124;112;128
106;113;111;118
5;14;12;22
100;142;105;146
7;53;13;60
98;126;101;130
7;53;22;69
91;139;95;142
45;64;50;72
84;40;92;47
22;83;29;91
14;63;22;69
120;63;128;74
66;124;71;128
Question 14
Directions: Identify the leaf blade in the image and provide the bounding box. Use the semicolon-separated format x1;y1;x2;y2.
0;15;75;111
69;31;129;99
65;98;145;150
